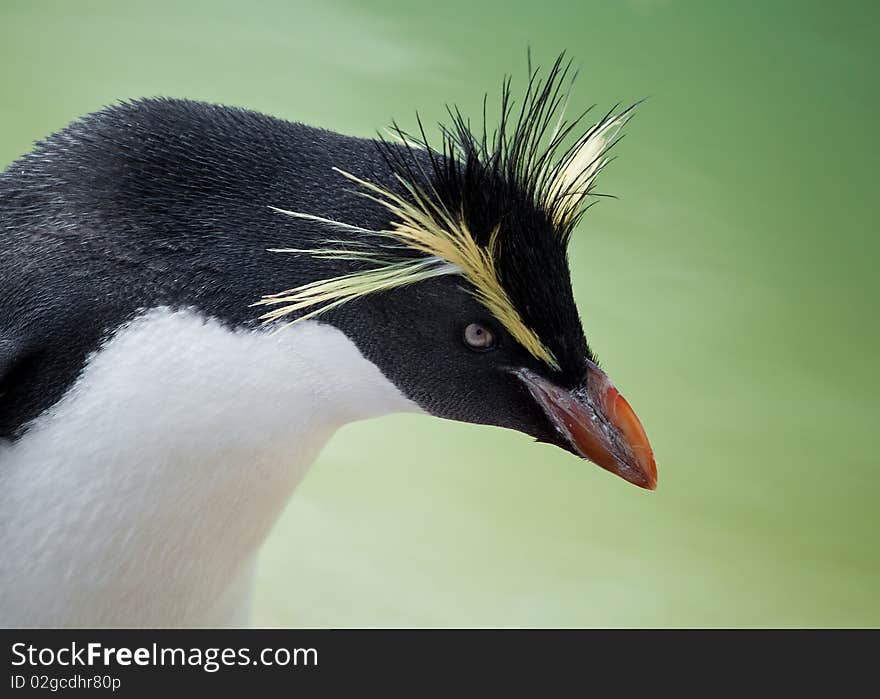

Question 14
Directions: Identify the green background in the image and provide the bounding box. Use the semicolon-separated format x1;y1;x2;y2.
1;0;877;627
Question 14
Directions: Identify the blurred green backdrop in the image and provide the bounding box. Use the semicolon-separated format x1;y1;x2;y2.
1;0;877;627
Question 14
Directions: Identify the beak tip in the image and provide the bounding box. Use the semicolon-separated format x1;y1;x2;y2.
640;454;659;491
619;459;658;490
609;389;658;492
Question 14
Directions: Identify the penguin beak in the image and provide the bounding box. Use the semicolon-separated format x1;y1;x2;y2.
515;360;658;490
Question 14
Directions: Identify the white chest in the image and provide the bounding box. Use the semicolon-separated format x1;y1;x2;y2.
0;309;418;627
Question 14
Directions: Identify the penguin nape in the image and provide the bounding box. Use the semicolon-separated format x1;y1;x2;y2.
0;55;657;628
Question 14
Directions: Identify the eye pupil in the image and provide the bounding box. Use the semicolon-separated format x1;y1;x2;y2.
464;322;496;351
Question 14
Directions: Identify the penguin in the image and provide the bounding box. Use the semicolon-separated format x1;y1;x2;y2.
0;56;657;627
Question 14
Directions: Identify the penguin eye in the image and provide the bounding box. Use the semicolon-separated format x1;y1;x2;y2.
463;322;497;351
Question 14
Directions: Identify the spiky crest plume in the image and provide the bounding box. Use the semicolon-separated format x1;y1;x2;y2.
254;53;636;371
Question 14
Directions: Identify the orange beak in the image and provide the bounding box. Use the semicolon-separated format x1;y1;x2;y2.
516;360;657;490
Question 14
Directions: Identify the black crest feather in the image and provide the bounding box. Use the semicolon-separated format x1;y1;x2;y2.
261;52;637;380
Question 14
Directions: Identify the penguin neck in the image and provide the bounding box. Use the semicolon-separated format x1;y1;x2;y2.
0;308;420;627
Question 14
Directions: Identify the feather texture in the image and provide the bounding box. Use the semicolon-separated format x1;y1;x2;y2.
255;168;560;368
256;53;637;373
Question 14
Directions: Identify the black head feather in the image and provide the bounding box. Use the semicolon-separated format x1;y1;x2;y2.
371;53;636;385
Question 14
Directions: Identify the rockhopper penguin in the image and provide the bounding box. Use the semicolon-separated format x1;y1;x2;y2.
0;56;657;627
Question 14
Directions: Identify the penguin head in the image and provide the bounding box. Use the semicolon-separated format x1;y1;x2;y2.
256;56;657;489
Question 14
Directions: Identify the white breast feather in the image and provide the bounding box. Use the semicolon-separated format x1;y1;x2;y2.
0;308;420;628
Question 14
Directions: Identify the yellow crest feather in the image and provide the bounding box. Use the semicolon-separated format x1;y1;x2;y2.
254;55;639;373
253;168;560;370
545;109;631;227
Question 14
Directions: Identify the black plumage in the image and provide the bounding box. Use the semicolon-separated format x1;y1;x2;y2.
0;60;650;487
0;97;561;440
